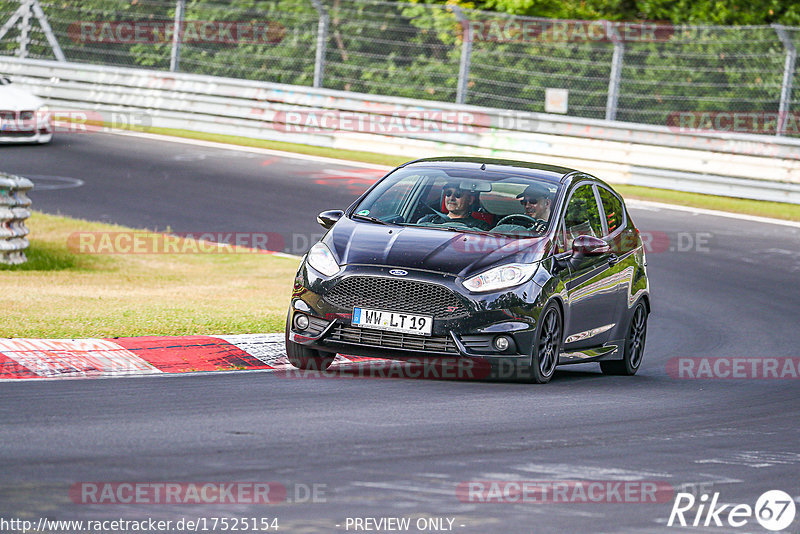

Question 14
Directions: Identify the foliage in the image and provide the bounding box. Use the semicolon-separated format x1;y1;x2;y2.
1;0;798;132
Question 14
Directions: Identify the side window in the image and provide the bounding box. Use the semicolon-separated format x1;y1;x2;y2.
423;179;447;210
598;187;624;235
563;184;603;248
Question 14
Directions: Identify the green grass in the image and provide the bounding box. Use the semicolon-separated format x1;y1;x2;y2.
127;125;800;222
125;125;410;167
1;212;300;338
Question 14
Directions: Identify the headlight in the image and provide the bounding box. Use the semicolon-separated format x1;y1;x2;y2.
35;105;51;124
307;242;340;277
462;263;537;293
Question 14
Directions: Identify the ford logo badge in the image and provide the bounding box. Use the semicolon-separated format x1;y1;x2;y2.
389;269;408;276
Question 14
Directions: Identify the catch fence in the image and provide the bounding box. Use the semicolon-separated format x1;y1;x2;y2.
2;0;799;136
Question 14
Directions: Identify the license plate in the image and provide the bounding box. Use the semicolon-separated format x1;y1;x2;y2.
0;121;25;132
352;307;432;336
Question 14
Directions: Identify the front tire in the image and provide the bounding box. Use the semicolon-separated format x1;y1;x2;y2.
286;340;335;371
285;313;335;371
517;302;562;384
600;301;647;376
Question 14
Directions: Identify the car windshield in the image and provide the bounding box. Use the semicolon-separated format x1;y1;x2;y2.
352;166;562;237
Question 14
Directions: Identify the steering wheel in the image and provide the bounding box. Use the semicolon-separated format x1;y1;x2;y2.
495;214;546;231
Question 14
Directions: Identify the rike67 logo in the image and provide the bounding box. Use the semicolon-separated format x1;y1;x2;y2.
668;490;796;531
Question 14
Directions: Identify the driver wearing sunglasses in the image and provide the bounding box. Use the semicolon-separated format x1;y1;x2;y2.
417;182;490;229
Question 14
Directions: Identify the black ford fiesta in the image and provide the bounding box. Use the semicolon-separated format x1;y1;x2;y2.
285;157;650;383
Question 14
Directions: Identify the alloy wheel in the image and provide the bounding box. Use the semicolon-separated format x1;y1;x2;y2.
537;307;561;377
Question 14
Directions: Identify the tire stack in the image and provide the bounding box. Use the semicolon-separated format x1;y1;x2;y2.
0;173;33;265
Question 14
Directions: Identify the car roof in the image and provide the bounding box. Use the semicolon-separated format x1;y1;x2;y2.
401;157;579;183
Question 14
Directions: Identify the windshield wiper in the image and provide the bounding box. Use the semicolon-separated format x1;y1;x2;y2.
351;213;396;226
407;224;505;237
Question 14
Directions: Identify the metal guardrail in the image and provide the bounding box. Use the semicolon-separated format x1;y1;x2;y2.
0;173;33;265
2;0;800;132
2;57;799;204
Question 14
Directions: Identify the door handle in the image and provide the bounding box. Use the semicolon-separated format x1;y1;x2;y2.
608;254;618;265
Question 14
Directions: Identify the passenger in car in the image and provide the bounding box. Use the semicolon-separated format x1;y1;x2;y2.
417;182;490;230
487;183;553;235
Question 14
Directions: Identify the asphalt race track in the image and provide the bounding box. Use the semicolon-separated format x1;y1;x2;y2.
1;133;799;533
1;133;378;255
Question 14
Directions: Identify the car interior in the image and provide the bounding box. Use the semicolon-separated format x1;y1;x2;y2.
415;178;557;236
355;170;565;238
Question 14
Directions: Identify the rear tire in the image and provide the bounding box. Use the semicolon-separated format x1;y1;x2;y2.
600;301;647;376
518;302;562;384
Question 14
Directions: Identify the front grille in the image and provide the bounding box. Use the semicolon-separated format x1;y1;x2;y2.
325;276;468;319
327;324;459;355
0;110;35;135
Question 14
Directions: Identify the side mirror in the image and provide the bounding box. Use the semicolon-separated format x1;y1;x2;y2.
317;209;343;229
572;235;610;257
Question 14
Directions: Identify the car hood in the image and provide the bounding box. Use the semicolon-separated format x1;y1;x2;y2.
0;84;44;111
325;217;549;277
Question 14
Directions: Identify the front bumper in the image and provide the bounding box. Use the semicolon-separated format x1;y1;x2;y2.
0;110;53;144
0;130;52;144
287;263;547;361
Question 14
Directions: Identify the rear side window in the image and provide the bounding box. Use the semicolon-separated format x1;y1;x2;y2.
598;187;624;234
563;184;603;247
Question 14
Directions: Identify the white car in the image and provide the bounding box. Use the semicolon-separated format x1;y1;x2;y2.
0;76;53;144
